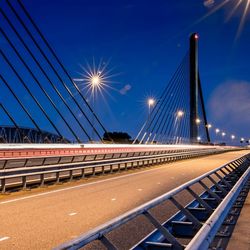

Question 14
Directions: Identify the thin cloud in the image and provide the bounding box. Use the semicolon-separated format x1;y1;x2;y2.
208;80;250;133
119;84;132;95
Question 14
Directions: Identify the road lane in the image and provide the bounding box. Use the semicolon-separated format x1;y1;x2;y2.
0;150;249;249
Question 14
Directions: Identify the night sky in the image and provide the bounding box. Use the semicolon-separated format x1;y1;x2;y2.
1;0;250;143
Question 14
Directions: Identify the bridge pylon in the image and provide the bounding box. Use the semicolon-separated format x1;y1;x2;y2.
189;33;199;144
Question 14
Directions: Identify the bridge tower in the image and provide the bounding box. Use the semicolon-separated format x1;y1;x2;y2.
189;33;210;144
189;33;199;144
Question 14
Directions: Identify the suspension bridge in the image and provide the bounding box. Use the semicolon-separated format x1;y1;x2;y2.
0;1;249;250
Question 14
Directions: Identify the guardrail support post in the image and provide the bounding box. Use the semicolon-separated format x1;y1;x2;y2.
1;179;6;193
169;197;202;228
143;210;183;249
81;169;85;178
100;236;117;250
186;187;213;214
199;180;222;202
40;173;45;187
215;172;233;189
56;172;60;184
207;176;228;196
22;176;27;190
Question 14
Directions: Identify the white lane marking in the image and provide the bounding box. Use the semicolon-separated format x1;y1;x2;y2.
68;212;77;216
0;236;10;242
137;188;143;192
111;198;116;201
0;158;199;205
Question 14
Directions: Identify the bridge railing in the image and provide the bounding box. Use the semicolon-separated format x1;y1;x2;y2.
0;148;229;193
0;145;216;158
0;147;207;169
53;153;250;250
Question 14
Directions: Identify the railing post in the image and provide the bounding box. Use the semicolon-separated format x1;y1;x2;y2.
1;179;6;193
22;176;27;190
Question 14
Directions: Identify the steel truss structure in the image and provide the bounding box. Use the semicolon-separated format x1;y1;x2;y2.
0;126;67;143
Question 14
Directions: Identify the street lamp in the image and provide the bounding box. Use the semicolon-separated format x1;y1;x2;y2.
197;136;201;142
206;124;212;129
148;98;155;115
91;75;101;87
196;118;201;124
177;110;184;118
222;132;226;137
144;98;155;144
231;135;235;140
175;110;184;143
88;74;103;140
215;128;220;134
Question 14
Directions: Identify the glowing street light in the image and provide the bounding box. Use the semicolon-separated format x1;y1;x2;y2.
91;75;101;87
148;98;155;107
215;128;220;134
222;132;226;137
197;136;201;142
148;98;155;115
196;118;201;124
231;135;235;140
177;110;184;118
174;110;184;144
73;59;116;142
206;124;212;129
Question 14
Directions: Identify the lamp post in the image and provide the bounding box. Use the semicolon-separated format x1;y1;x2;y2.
176;110;184;143
195;118;201;143
90;74;102;141
230;134;235;145
148;98;155;116
145;98;155;144
222;132;226;141
215;128;220;144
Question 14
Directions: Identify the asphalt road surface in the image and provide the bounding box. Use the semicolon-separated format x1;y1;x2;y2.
0;150;249;250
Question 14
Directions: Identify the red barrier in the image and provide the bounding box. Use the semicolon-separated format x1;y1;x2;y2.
0;146;166;159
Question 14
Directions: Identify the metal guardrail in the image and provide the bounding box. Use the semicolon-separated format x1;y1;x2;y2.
0;148;227;193
53;153;250;250
185;166;250;249
0;146;212;158
0;148;202;169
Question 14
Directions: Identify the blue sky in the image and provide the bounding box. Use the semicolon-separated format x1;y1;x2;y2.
1;0;250;143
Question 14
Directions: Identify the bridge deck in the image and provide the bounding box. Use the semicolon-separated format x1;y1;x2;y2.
0;150;249;249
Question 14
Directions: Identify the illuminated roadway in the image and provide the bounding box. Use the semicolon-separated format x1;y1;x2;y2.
0;150;249;249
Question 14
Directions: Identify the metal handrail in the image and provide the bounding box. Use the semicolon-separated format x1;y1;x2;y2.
53;153;250;250
0;148;218;172
0;149;219;179
0;148;200;169
185;166;250;250
0;148;226;193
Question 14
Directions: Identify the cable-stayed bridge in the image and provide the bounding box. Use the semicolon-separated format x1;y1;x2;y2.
134;34;210;145
0;1;249;250
0;0;108;143
1;0;209;145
